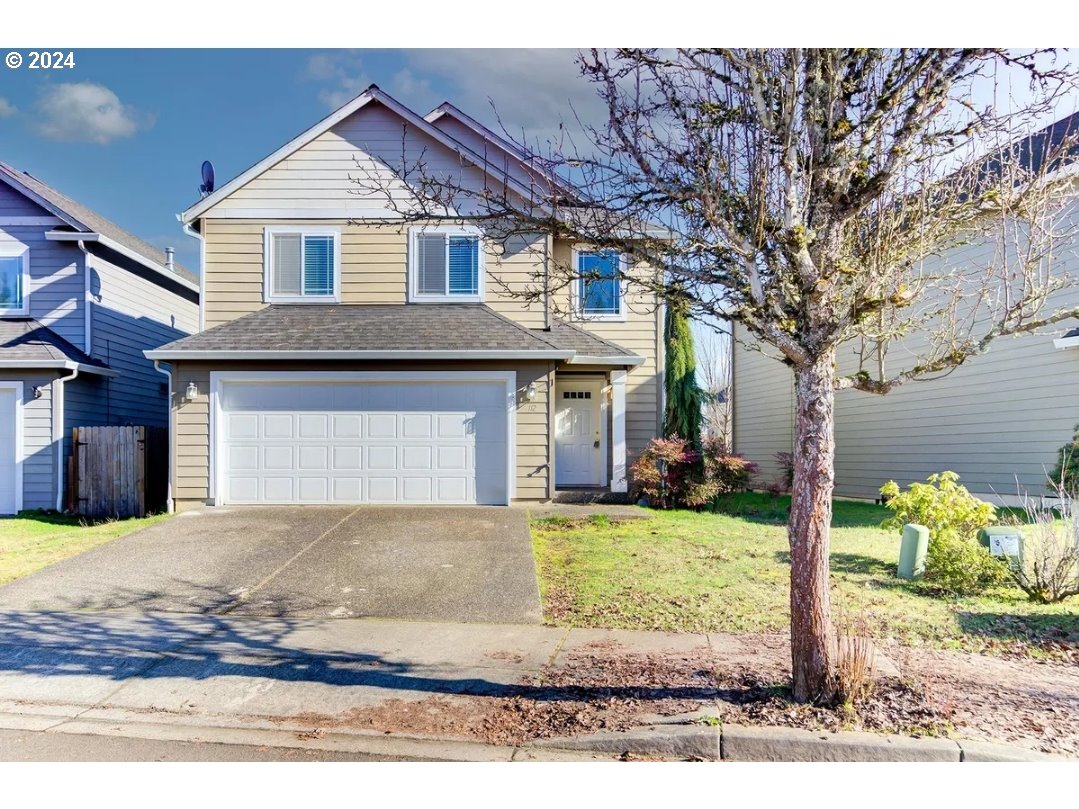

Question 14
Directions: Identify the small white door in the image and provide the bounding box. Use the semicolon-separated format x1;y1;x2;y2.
555;383;603;486
0;386;19;515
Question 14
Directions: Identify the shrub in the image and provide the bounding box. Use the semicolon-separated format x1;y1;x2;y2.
774;451;795;492
702;436;757;495
1009;483;1079;603
1048;424;1079;497
631;437;756;510
880;472;1005;595
631;438;703;509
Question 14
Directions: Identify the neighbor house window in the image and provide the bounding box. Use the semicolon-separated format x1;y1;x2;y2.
264;228;339;302
0;246;29;316
575;248;624;320
409;227;484;302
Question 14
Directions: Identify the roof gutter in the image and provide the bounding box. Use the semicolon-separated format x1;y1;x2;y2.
145;349;576;362
45;230;200;293
1053;334;1079;349
0;360;117;377
565;354;647;367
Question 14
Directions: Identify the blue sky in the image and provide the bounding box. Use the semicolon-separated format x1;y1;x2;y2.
0;49;594;271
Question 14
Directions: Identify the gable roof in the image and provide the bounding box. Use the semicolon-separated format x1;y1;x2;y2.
181;85;548;225
0;161;198;287
424;102;583;202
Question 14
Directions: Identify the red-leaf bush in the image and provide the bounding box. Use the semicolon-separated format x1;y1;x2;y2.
631;436;757;509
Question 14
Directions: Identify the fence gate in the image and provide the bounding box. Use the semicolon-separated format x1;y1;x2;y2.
71;426;167;518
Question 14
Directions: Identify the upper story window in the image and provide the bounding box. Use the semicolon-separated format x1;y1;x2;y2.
0;244;29;317
263;227;340;303
574;248;626;321
409;226;484;303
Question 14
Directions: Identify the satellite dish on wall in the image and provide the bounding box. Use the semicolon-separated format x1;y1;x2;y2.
199;160;216;197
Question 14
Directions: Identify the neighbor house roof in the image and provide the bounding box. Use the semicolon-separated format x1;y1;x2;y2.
145;304;643;366
0;318;114;375
180;85;546;225
0;161;198;288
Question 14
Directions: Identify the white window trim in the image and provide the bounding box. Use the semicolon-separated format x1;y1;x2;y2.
407;225;486;303
208;370;516;507
0;244;30;317
262;226;341;304
571;245;628;322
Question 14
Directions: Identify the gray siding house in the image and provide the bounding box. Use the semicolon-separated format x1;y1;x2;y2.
0;162;199;514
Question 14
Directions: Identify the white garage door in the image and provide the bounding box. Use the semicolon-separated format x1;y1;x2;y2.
217;376;510;505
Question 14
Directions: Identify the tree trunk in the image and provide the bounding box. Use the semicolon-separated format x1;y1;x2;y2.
788;349;838;703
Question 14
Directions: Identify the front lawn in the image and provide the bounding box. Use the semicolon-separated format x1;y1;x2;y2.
0;510;171;586
531;494;1079;657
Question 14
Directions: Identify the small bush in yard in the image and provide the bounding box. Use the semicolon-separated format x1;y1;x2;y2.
631;437;756;509
1048;425;1079;497
1010;482;1079;603
880;472;1006;595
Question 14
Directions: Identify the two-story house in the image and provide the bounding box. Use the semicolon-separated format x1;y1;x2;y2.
146;86;664;510
0;162;200;515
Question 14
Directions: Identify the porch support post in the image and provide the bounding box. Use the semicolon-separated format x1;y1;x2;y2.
611;370;627;492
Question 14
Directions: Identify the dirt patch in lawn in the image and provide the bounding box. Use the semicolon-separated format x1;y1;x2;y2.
250;637;1078;755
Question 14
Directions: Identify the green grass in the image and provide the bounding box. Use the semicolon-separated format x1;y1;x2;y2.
531;494;1079;656
0;510;171;586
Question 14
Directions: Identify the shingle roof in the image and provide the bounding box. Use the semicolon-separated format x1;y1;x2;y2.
0;318;106;367
0;161;197;285
539;318;639;359
152;304;572;355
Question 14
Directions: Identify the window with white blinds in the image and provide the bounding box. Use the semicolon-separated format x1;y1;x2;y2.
265;228;339;302
409;227;483;301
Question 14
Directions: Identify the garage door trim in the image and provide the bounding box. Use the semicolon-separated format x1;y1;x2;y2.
208;370;517;505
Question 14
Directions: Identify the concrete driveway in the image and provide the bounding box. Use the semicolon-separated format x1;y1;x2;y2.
0;507;542;624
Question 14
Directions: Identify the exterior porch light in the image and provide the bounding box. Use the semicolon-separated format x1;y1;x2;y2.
184;381;199;402
525;382;537;401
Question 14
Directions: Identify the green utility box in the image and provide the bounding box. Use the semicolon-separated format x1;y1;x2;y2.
897;523;929;580
977;526;1024;563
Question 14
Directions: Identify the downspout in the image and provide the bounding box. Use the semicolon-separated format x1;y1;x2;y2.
75;239;91;355
181;221;206;332
53;365;79;512
153;360;175;513
542;233;550;330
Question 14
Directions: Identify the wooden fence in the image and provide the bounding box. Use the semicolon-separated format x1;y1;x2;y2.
69;426;168;518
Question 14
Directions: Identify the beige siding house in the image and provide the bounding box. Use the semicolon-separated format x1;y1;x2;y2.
149;86;663;511
732;237;1079;502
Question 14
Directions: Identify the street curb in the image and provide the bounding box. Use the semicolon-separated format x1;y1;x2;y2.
538;723;1065;762
0;706;1063;762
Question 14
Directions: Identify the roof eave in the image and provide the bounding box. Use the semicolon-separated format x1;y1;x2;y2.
0;359;117;377
45;231;200;293
144;349;574;361
1053;335;1079;350
564;354;646;367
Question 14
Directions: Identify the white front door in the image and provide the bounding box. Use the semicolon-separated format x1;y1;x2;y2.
555;380;604;486
216;375;511;506
0;383;21;515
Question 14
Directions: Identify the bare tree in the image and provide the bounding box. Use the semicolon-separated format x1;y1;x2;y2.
698;327;731;446
352;50;1079;702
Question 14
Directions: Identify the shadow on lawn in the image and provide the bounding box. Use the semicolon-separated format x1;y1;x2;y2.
772;550;897;579
957;611;1079;646
7;509;162;528
713;494;890;529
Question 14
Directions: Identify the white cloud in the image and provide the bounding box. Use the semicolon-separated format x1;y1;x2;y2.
34;82;151;144
303;51;372;109
401;49;604;144
0;98;16;118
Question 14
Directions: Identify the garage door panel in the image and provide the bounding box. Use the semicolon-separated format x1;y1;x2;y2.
220;378;509;505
